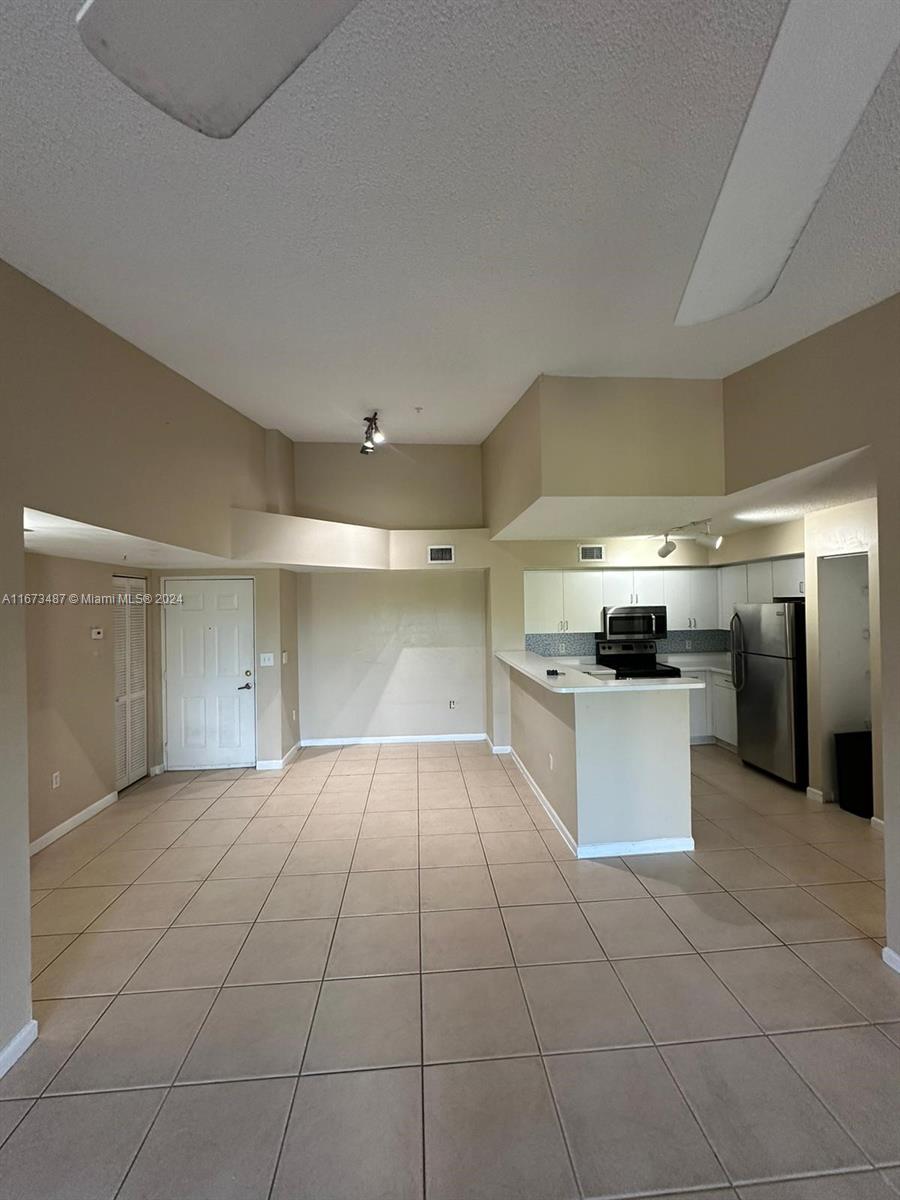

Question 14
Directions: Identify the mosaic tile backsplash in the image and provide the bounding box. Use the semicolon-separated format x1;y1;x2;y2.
525;629;730;657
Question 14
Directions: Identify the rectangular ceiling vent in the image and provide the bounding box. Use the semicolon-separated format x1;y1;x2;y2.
578;544;606;564
427;545;455;565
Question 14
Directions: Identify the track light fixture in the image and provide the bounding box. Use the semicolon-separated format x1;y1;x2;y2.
696;521;724;552
658;536;677;559
655;519;724;554
360;412;385;455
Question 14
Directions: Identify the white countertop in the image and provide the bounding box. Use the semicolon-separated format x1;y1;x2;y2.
658;653;731;676
496;650;707;694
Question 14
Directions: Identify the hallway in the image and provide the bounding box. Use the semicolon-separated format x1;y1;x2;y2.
1;742;898;1199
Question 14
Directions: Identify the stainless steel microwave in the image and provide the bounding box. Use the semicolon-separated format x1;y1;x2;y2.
601;605;667;641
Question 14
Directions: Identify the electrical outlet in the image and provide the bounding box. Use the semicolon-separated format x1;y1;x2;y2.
282;651;288;665
685;639;692;651
259;652;275;667
291;709;297;722
449;699;456;709
548;752;554;771
558;641;565;654
51;771;61;790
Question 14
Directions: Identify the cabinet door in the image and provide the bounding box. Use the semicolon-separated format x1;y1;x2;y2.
747;560;774;604
690;569;719;629
772;556;805;598
524;571;564;633
633;569;665;606
718;564;748;629
712;678;738;746
563;571;605;633
684;673;711;740
601;570;635;607
663;571;692;630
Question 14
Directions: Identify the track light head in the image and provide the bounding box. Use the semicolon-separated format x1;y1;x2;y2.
372;429;385;444
359;443;374;455
658;537;677;559
361;412;385;454
697;533;723;551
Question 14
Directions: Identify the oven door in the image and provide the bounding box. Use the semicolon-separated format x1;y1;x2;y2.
602;607;667;640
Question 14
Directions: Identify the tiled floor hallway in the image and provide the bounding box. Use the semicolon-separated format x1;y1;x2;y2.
1;741;898;1198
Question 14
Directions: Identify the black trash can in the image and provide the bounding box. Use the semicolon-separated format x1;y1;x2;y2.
834;731;874;819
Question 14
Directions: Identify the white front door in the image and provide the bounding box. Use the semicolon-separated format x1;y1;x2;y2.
163;578;256;769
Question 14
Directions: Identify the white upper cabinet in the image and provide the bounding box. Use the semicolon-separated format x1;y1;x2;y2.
632;569;666;606
747;559;775;604
524;571;564;633
663;571;692;629
562;571;605;633
772;556;805;598
690;569;719;629
718;564;749;629
602;570;636;607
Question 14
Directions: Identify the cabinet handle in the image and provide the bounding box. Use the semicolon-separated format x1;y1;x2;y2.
564;620;569;631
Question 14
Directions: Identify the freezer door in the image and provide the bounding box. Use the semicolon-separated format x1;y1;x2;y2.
737;653;798;783
735;603;793;659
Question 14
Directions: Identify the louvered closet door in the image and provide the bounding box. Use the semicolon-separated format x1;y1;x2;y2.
113;576;148;790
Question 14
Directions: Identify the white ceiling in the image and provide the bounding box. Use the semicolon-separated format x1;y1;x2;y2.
4;1;900;443
495;449;876;539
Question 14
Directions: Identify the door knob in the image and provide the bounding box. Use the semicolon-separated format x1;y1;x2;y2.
238;683;252;691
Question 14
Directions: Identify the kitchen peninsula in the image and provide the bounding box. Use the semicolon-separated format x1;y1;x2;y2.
496;650;705;858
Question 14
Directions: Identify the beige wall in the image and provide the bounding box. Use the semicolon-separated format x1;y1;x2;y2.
295;442;484;530
711;520;805;566
509;673;578;838
297;570;487;741
264;429;296;516
481;378;543;535
279;571;300;758
25;555;128;841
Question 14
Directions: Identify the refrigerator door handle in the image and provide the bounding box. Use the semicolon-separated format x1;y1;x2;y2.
730;612;746;692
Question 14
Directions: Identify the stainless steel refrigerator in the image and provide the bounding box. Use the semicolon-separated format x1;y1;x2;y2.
730;602;808;787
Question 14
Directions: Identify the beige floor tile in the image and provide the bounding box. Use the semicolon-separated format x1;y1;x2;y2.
421;908;512;972
417;788;471;811
419;834;484;869
255;794;316;818
60;848;163;888
226;919;334;985
752;843;864;884
320;775;371;795
359;810;418;839
30;935;77;979
282;840;355;875
464;786;518;808
175;877;273;925
705;946;866;1032
340;869;417;916
688;849;792;891
113;820;194;850
710;816;803;848
0;1088;164;1200
736;1173;898;1198
418;808;477;835
418;757;460;774
615;953;760;1043
173;818;249;848
547;1048;727;1196
418;743;458;759
178;982;317;1082
774;1027;900;1165
88;881;199;931
30;890;51;906
805;881;885;937
503;903;604;966
259;872;346;920
222;777;279;797
624;852;723;896
364;788;419;812
582;898;694;958
658;893;781;952
424;1057;577;1200
312;791;368;814
236;816;306;845
0;998;109;1103
209;843;291;879
270;776;326;796
736;887;865;943
813;840;885;879
472;806;533;833
352;835;419;871
302;975;421;1073
792;939;900;1022
326;913;420;977
775;809;878;843
174;781;230;800
124;924;248;991
118;1078;293;1200
489;861;574;906
30;886;124;935
557;857;649;901
539;828;577;860
662;1036;866;1183
419;865;498;911
298;813;362;841
878;1021;900;1048
374;761;417;776
690;816;743;851
521;960;649;1053
202;769;245;781
32;930;161;998
273;1067;423;1200
137;845;226;883
422;967;536;1063
148;797;219;821
0;1101;30;1146
48;988;215;1094
693;793;755;820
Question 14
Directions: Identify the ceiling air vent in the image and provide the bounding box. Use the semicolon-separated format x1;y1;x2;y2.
428;545;455;565
578;544;605;564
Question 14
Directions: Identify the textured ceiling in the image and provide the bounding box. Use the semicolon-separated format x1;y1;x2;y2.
4;1;900;443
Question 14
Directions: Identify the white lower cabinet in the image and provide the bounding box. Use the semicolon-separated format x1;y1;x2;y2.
712;674;738;747
684;672;713;743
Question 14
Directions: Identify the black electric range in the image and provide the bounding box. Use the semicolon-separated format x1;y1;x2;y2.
594;640;682;681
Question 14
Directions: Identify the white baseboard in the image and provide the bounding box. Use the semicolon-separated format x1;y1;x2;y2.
149;764;165;777
256;744;299;771
300;733;488;747
488;739;511;755
577;836;695;858
0;1019;38;1079
714;739;738;753
690;736;716;746
883;946;900;976
29;791;118;856
510;750;578;857
872;816;884;832
806;787;825;804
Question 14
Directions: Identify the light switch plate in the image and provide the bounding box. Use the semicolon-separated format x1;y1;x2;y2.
259;652;275;667
282;651;288;664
